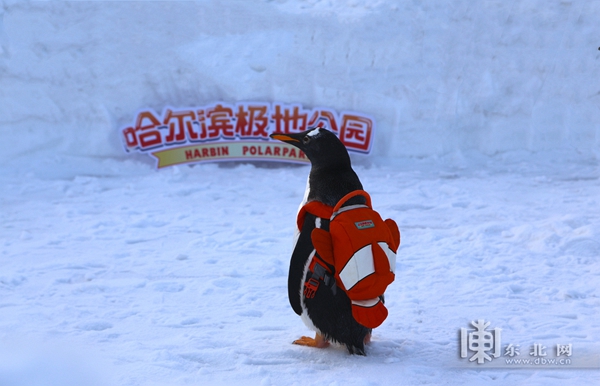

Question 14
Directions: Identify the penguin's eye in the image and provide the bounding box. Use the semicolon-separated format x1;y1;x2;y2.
302;136;310;144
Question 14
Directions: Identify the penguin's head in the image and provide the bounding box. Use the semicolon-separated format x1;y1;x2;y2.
270;127;351;168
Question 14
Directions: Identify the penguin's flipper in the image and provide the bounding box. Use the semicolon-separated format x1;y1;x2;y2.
311;228;334;266
293;333;330;348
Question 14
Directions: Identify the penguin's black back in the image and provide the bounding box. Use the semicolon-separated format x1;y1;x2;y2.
307;165;364;207
302;129;365;207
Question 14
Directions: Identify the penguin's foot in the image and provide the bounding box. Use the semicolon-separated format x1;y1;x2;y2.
364;332;372;345
293;333;330;348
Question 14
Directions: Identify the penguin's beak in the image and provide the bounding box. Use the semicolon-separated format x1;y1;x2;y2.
270;133;301;143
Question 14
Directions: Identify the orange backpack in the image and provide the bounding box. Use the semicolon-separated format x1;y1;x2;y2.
299;190;400;328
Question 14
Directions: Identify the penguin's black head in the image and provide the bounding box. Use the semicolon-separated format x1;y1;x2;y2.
270;127;351;169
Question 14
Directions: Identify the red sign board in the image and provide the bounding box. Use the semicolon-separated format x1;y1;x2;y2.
121;102;375;168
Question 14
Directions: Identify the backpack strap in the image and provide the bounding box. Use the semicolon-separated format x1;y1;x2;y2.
296;201;337;299
303;252;337;298
297;201;333;231
331;190;372;220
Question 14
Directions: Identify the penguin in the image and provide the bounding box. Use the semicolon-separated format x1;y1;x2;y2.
270;127;371;355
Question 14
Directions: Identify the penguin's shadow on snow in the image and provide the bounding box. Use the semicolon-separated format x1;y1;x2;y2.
285;338;408;363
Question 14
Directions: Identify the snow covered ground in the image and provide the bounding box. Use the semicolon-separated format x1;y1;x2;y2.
1;157;599;385
1;1;600;385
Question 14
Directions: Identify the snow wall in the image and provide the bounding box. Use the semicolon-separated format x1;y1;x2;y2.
1;0;599;167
